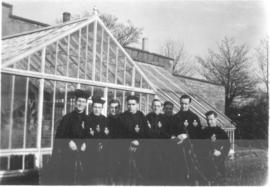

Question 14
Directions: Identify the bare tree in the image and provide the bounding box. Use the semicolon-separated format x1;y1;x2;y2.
197;37;257;114
255;37;269;93
80;12;143;47
160;40;193;76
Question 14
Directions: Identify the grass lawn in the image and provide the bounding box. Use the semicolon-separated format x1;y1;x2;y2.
225;144;268;186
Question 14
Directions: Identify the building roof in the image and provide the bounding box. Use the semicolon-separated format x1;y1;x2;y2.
2;2;50;27
1;14;235;130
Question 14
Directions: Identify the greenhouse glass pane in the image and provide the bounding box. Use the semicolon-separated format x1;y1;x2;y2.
26;77;39;148
79;27;87;79
42;80;54;148
135;92;141;105
81;84;93;114
125;60;133;86
117;50;125;85
56;37;68;76
123;91;132;111
8;57;28;71
30;50;42;72
12;76;27;148
108;39;116;83
45;42;57;74
86;23;94;80
66;83;77;113
101;33;109;82
68;31;79;78
93;86;104;98
10;155;22;170
141;78;150;89
135;70;141;88
1;74;12;149
107;88;115;112
147;94;155;114
116;90;124;112
0;157;8;170
25;154;35;169
53;81;66;137
140;93;147;114
80;84;93;97
95;23;102;81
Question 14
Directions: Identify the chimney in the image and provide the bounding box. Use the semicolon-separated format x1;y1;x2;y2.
142;37;149;51
63;12;71;22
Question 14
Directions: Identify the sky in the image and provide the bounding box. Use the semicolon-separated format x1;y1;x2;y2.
3;0;268;57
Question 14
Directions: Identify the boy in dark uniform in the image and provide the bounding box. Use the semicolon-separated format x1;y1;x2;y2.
146;99;169;185
147;99;169;139
41;89;89;185
163;101;175;136
85;97;110;184
172;94;204;185
107;99;123;184
108;99;122;138
162;101;177;184
202;111;230;185
118;95;150;185
172;95;202;139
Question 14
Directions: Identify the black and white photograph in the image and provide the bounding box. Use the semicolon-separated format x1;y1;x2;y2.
0;0;268;186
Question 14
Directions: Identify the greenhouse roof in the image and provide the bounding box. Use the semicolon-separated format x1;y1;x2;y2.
2;17;94;66
137;62;235;129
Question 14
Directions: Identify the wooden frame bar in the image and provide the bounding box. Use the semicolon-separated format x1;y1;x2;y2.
23;78;29;149
103;87;108;116
100;27;104;81
36;47;46;168
63;83;68;115
54;41;59;74
2;68;155;95
115;47;119;84
106;36;110;83
131;66;136;95
66;35;70;76
123;57;126;85
122;91;125;112
84;25;89;80
77;29;82;78
7;75;15;170
92;20;97;81
146;94;150;114
50;81;56;148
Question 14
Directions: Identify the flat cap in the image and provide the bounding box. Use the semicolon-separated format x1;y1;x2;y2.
74;89;89;99
126;95;139;103
92;96;105;104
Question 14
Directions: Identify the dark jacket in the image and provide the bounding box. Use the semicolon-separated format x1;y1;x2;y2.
146;112;169;138
108;114;123;138
173;110;202;139
202;126;230;159
118;110;149;139
41;110;88;185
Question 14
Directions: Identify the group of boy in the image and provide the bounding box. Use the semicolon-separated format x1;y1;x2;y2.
41;89;230;185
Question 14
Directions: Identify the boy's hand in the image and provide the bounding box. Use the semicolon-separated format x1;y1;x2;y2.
81;142;86;152
68;140;77;151
213;149;221;156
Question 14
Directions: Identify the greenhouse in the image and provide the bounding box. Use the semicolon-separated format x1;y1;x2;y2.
0;12;235;178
